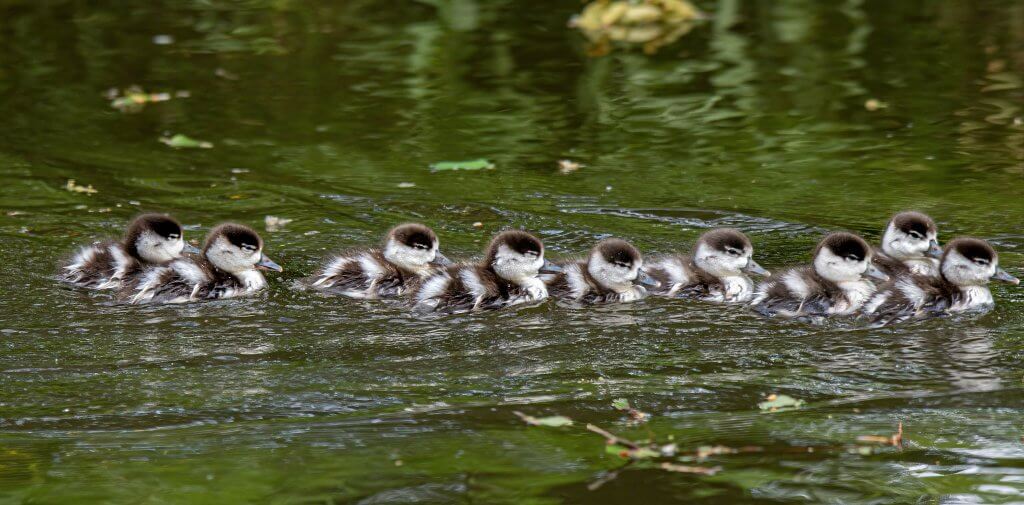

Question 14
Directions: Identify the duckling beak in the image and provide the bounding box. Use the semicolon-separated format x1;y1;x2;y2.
256;254;283;272
635;269;661;288
865;263;889;282
539;259;563;275
926;240;943;259
430;252;453;267
743;259;771;277
993;268;1020;285
183;242;202;255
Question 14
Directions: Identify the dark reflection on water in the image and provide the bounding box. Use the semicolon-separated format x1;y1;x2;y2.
2;0;1024;503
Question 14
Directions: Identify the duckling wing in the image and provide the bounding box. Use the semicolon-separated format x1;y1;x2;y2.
62;241;134;289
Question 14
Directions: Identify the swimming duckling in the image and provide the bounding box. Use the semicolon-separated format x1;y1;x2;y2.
311;223;451;299
61;213;200;290
643;228;770;303
862;238;1019;323
544;238;660;303
750;232;889;317
873;211;943;278
125;223;282;304
412;230;562;312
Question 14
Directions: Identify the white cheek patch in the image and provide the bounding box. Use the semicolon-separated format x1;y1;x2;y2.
383;240;435;272
942;250;995;286
815;249;867;283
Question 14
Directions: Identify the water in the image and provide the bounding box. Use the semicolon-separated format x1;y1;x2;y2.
1;0;1023;503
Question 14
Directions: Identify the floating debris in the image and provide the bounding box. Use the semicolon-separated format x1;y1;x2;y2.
864;98;888;111
472;222;484;228
430;159;495;172
152;34;175;45
757;393;805;412
108;86;189;113
571;0;705;55
513;411;573;427
215;68;240;81
65;179;98;195
159;134;213;149
398;182;417;188
265;215;294;232
558;159;584;174
611;398;650;422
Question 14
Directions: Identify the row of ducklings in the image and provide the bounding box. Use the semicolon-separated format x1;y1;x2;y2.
61;212;1019;321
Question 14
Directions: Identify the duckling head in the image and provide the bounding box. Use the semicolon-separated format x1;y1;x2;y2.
881;211;941;260
692;228;770;278
814;232;888;283
485;230;561;282
941;238;1019;287
383;223;451;273
587;238;659;293
125;213;199;264
204;223;282;275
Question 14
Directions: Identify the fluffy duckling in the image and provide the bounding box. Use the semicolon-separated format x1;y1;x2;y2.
61;213;200;290
643;228;770;303
873;211;943;278
412;230;562;312
311;223;451;299
544;238;660;303
751;232;889;317
125;223;282;304
862;238;1019;322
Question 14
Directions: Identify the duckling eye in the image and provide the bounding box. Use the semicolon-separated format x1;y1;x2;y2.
844;255;860;262
973;258;990;266
412;243;430;250
614;261;630;268
725;248;741;257
167;234;180;240
908;231;924;239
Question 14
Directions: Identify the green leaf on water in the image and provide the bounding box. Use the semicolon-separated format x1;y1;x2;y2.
513;411;573;427
429;158;494;171
159;134;213;149
757;394;805;412
611;398;631;411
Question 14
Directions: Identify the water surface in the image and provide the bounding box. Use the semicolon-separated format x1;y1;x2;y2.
1;1;1024;503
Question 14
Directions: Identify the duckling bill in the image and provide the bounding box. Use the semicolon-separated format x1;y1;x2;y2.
643;228;770;303
412;230;560;313
311;223;451;299
123;223;282;304
544;238;659;303
751;232;888;317
61;213;200;290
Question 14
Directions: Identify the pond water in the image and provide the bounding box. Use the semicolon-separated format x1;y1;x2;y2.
1;0;1023;503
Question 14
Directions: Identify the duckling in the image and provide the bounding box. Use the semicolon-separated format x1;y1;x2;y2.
643;228;770;303
311;223;452;299
750;232;889;317
862;238;1019;323
61;213;200;290
412;230;562;313
544;238;660;303
873;211;943;278
125;223;282;304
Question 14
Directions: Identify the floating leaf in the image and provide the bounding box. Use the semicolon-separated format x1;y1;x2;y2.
611;397;650;422
513;411;573;427
65;179;98;195
757;394;805;412
429;159;494;172
660;462;722;475
160;134;213;149
264;215;293;232
558;159;583;174
605;444;659;460
611;398;631;411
